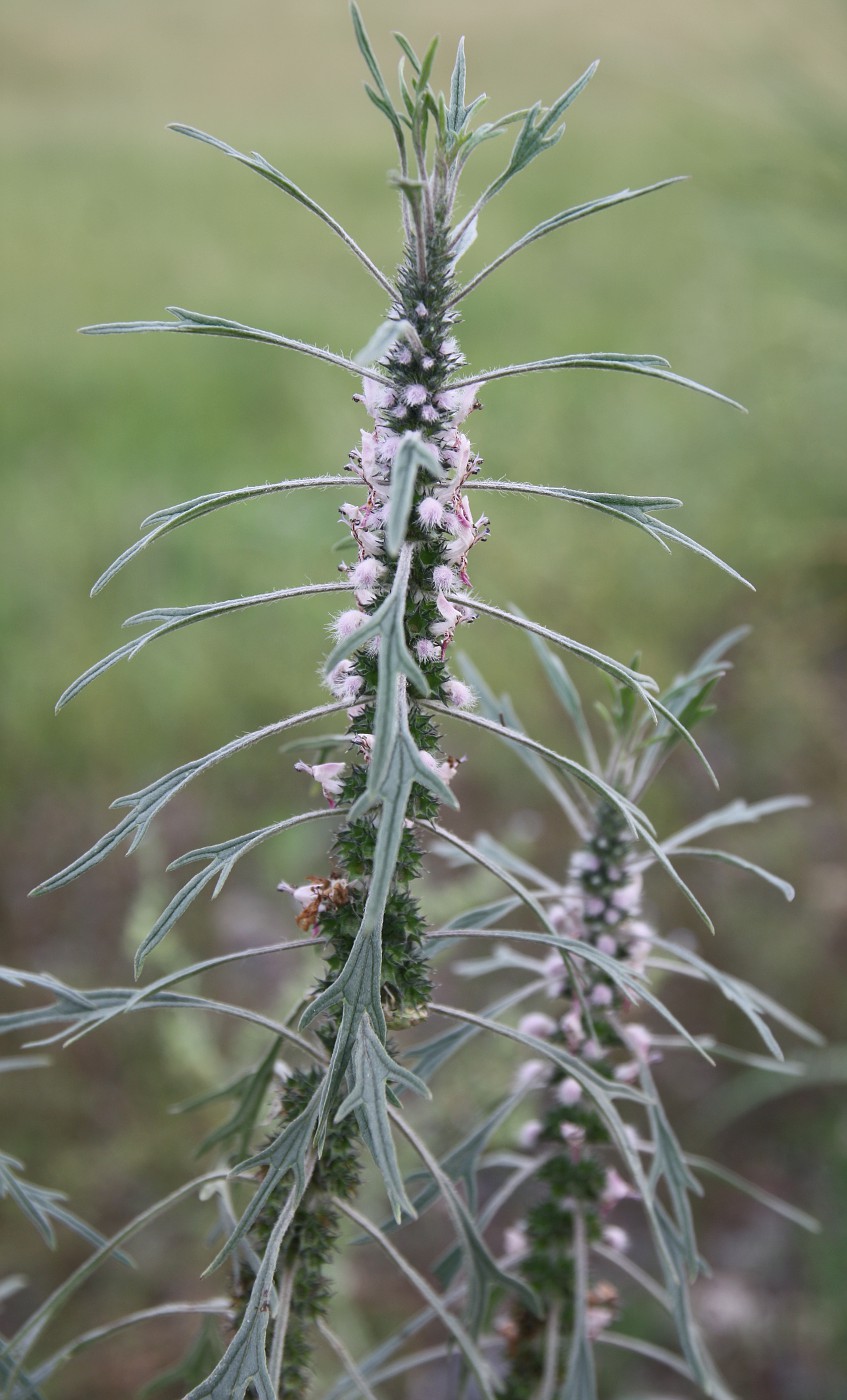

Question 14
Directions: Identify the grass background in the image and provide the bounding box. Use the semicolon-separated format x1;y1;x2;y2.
1;0;846;1395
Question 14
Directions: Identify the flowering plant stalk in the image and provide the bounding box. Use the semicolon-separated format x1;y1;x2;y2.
0;9;816;1399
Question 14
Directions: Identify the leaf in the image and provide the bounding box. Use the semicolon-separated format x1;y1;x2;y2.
91;475;348;595
391;1113;538;1338
666;846;795;901
355;318;419;365
636;823;715;934
185;1182;307;1400
350;3;405;151
465;478;752;588
31;701;345;895
434;926;712;1061
0;1155;117;1256
334;1199;498;1400
424;699;646;832
597;1332;694;1381
191;1040;281;1160
3;1171;227;1375
210;1088;322;1269
451;352;746;412
446;592;660;720
335;1015;430;1222
135;809;336;973
685;1154;819;1233
29;1303;230;1391
384;431;444;556
479;62;599;207
80;307;391;385
408;982;541;1084
454;177;686;302
647;936;787;1058
54;582;351;713
168;124;393;293
662;795;809;852
453;658;591;837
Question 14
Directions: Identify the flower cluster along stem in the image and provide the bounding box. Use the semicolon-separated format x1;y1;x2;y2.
269;169;488;1379
500;804;655;1396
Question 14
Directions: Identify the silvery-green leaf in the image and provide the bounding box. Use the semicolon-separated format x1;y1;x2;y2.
392;1113;537;1336
454;177;685;302
31;702;345;894
385;432;444;556
434;925;711;1060
665;845;795;901
453;657;591;835
210;1087;322;1269
0;1156;114;1255
424;700;646;831
80;307;391;384
4;1171;227;1374
92;476;348;595
55;582;350;713
336;1015;429;1222
445;593;659;718
350;3;405;153
477;61;599;208
596;1332;694;1381
356;318;417;365
184;1183;306;1400
451;352;746;411
28;1302;231;1391
334;1200;498;1400
685;1155;819;1233
168;124;393;294
662;795;809;852
135;808;337;974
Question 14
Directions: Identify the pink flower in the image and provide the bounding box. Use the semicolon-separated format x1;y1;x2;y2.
518;1119;543;1150
361;379;394;418
612;874;643;912
570;851;601;874
417;496;446;530
512;1058;550;1092
418;749;460;788
331;609;369;642
591;984;614;1008
294;760;346;805
432;565;456;592
602;1224;630;1254
404;383;429;407
560;1006;584;1046
325;661;363;704
348;558;385;589
430;593;461;640
415;639;440;662
596;933;618;956
435;384;477;424
444;678;475;710
586;1306;614;1341
518;1012;557;1040
277;879;320;908
623;1023;653;1061
502;1224;529;1262
602;1168;635;1209
555;1076;583;1107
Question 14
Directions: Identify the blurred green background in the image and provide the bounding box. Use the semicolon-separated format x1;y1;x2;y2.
2;0;846;1395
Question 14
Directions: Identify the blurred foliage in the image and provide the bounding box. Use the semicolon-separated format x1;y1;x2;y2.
1;1;845;1396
